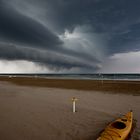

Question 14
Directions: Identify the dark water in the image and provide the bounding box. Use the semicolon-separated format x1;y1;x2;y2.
0;73;140;81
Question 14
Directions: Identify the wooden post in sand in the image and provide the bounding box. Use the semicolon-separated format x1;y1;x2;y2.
72;97;78;113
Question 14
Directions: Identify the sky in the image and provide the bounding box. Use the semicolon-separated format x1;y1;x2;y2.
0;0;140;73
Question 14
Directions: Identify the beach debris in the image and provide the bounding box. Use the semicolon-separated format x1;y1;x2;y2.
71;97;78;113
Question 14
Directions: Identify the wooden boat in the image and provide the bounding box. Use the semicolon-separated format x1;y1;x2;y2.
97;111;133;140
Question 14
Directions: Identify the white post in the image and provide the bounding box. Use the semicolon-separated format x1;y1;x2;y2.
73;101;76;113
72;97;78;113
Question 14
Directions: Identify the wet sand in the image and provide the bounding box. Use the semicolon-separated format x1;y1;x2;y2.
0;76;140;94
0;78;140;140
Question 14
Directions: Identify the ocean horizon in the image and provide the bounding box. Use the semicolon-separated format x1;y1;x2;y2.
0;73;140;81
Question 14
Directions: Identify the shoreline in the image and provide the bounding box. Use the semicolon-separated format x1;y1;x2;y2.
0;82;139;140
0;76;140;94
0;78;140;140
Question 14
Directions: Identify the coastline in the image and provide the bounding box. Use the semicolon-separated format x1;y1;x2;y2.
0;79;140;140
0;76;140;94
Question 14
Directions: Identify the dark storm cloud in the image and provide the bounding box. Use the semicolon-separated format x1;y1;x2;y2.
0;0;140;72
0;3;62;49
44;0;140;54
0;0;100;71
0;43;99;71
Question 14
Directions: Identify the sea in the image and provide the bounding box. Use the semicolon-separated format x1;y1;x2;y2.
0;73;140;81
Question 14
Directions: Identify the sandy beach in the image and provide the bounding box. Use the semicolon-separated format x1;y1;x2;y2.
0;77;140;140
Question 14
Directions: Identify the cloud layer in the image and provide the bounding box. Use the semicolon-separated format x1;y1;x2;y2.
0;0;140;73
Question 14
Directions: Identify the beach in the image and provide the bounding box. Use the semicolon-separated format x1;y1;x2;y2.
0;77;140;140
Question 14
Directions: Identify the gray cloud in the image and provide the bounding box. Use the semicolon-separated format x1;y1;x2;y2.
45;0;140;54
0;43;100;71
0;0;140;72
10;0;140;54
0;3;62;49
